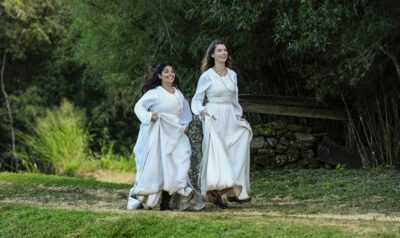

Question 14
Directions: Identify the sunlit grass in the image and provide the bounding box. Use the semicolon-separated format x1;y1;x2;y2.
1;169;399;237
18;99;93;175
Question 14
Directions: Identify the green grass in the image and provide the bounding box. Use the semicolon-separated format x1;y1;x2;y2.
0;170;400;237
0;203;366;238
250;169;400;214
0;172;128;208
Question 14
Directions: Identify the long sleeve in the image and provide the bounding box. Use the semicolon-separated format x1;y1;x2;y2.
231;71;243;117
191;73;211;115
134;89;160;124
176;90;192;126
180;99;192;126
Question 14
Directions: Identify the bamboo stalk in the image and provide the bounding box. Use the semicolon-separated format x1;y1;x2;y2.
342;95;369;167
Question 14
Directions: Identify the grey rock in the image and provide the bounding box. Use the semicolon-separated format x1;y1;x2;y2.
324;163;334;169
300;149;314;159
287;124;307;132
264;138;278;148
298;158;311;166
291;140;315;149
271;120;286;130
250;148;258;156
270;147;300;166
250;136;265;149
295;133;317;142
271;155;288;166
275;144;288;154
276;129;288;138
252;153;271;167
285;146;300;163
188;117;203;188
279;136;290;146
286;131;296;141
317;137;363;169
257;148;275;157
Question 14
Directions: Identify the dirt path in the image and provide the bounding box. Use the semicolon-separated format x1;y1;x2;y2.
2;195;400;223
83;169;135;184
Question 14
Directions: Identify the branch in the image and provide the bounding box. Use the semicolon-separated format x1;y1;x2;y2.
380;46;400;80
1;52;18;168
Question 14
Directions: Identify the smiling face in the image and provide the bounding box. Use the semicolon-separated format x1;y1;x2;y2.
211;44;228;65
158;65;175;86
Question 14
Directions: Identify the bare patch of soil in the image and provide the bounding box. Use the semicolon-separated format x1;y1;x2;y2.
85;169;135;184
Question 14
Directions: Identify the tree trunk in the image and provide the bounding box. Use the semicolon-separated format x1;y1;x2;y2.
1;53;18;169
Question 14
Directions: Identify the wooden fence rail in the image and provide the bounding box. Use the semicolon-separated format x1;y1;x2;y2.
239;94;347;121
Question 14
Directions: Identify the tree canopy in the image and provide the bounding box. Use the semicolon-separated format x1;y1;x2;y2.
1;0;399;171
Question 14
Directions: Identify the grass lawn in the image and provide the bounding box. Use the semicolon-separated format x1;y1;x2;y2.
0;169;399;237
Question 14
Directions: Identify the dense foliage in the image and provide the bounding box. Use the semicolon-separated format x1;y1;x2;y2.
1;0;399;171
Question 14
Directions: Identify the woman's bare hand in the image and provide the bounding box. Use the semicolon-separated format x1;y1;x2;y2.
151;112;158;122
200;110;210;119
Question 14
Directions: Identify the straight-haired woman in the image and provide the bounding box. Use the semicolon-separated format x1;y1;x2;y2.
191;40;252;208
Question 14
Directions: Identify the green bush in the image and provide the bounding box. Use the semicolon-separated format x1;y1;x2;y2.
18;99;93;176
97;140;135;172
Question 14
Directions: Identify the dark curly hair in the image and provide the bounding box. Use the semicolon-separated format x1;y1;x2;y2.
142;62;181;94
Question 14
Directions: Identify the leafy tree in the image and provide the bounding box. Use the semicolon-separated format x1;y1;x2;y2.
0;0;66;170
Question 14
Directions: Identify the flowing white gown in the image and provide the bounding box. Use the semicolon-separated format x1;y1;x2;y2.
191;68;253;202
127;86;204;210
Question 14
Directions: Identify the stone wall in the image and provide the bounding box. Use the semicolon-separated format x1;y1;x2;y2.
188;118;358;174
188;117;203;187
251;120;323;169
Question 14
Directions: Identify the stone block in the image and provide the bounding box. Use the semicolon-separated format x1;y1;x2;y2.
251;136;264;149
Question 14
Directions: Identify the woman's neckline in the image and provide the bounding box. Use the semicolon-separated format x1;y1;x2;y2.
211;67;229;77
160;85;176;95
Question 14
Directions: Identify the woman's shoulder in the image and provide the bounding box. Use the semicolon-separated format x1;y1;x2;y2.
227;68;237;77
200;68;213;78
174;87;183;94
198;69;213;82
142;87;161;98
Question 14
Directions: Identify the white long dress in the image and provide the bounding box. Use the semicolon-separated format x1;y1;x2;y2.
127;86;204;210
191;68;253;202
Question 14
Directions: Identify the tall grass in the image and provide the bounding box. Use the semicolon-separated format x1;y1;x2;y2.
18;99;94;175
97;140;135;172
346;72;400;168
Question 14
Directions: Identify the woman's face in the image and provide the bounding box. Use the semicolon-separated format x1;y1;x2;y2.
211;44;228;64
159;65;175;85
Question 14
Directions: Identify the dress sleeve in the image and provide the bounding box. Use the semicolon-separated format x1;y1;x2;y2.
231;71;243;117
191;73;211;115
176;90;192;126
180;99;192;126
134;89;160;124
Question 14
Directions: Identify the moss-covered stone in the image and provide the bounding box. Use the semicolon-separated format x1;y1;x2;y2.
285;146;300;163
271;120;286;130
254;124;276;136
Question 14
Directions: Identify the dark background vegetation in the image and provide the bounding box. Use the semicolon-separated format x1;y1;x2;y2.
1;0;399;172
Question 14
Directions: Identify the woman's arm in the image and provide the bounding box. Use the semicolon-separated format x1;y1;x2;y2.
134;89;160;124
191;74;211;115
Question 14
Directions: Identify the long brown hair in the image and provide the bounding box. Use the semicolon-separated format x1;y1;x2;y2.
142;62;181;94
201;39;232;72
